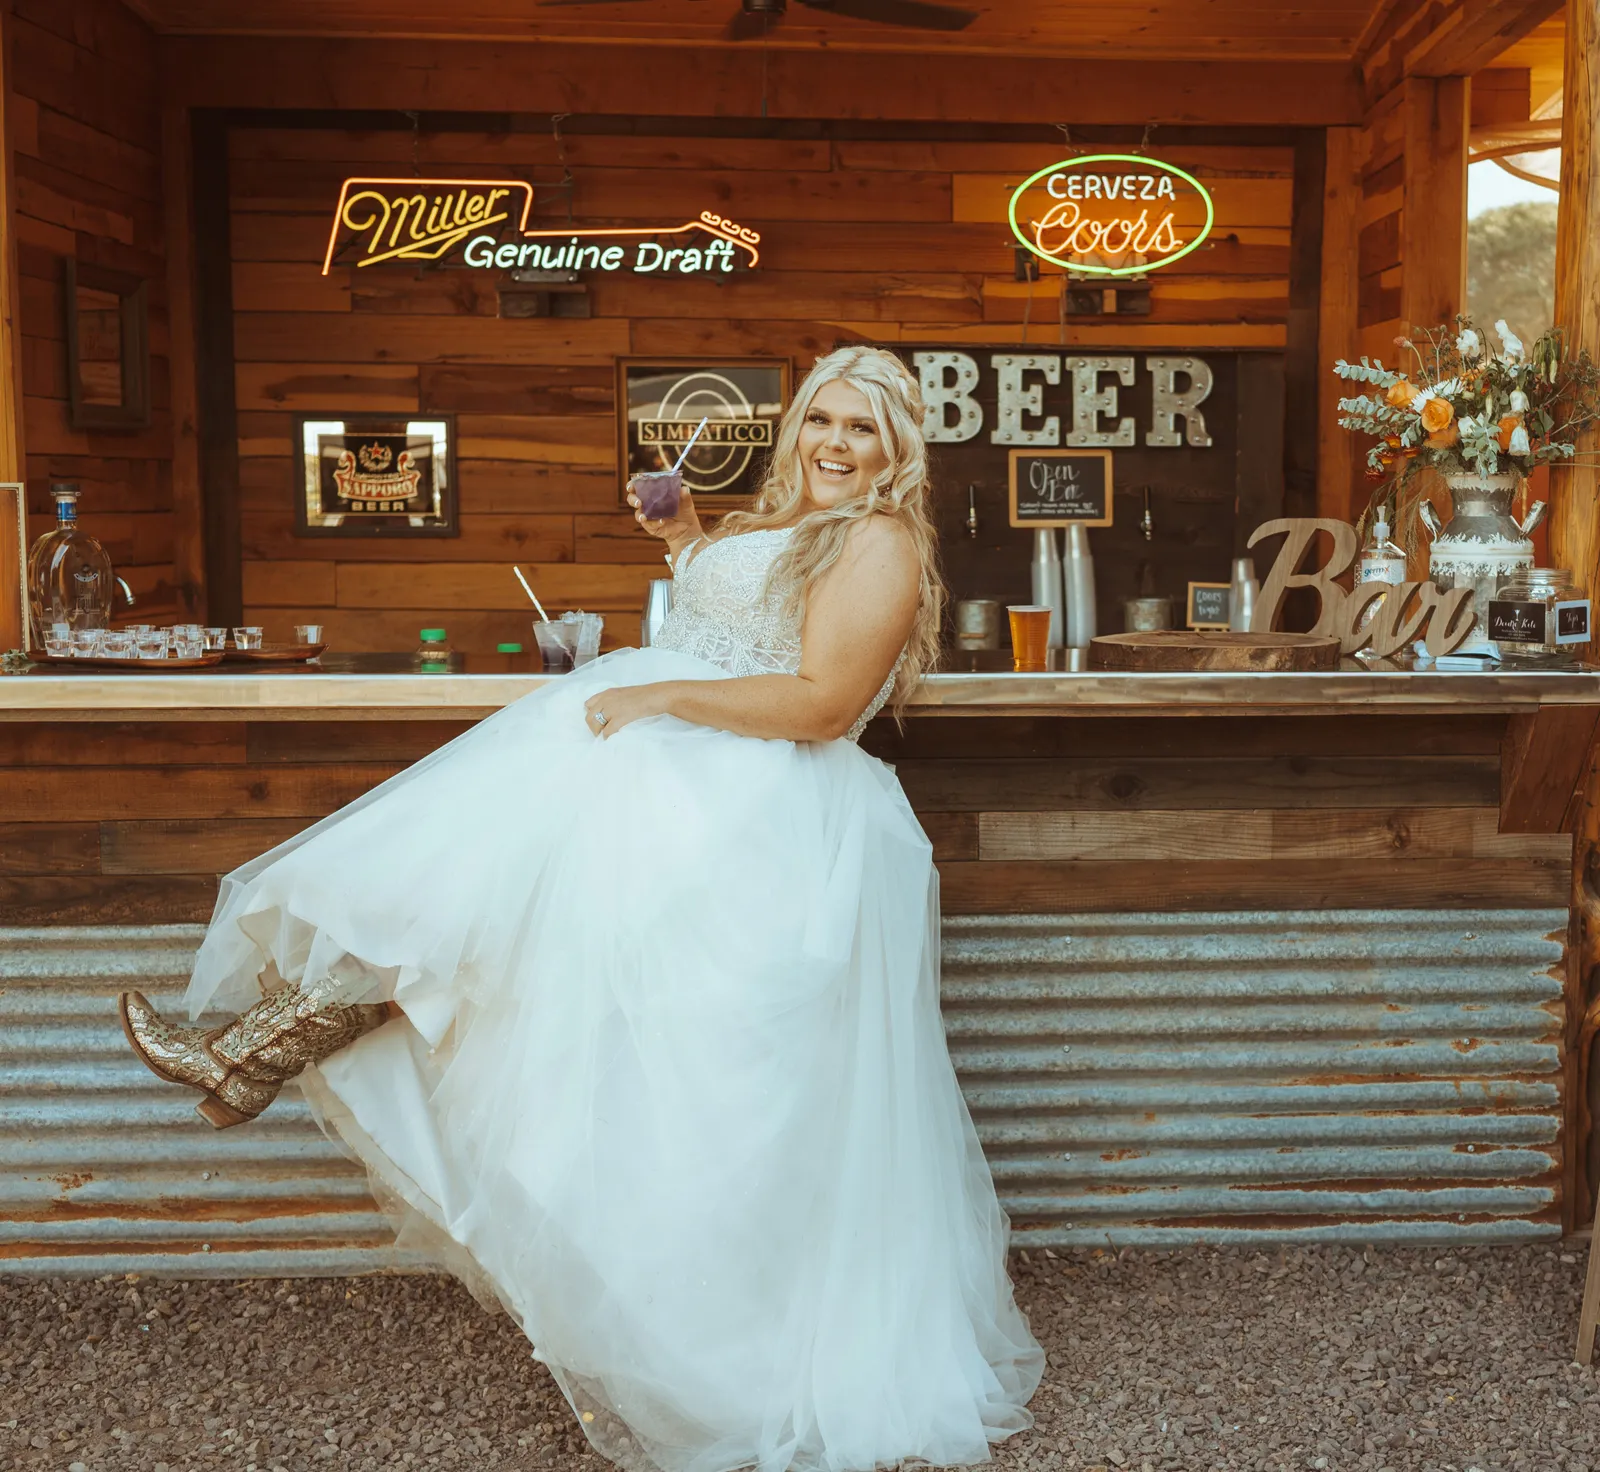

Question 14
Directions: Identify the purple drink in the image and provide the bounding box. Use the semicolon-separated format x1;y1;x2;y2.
632;470;683;521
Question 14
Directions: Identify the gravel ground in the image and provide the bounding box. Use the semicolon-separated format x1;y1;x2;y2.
1;1243;1596;1472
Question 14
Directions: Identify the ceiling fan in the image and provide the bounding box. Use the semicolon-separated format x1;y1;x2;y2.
538;0;979;39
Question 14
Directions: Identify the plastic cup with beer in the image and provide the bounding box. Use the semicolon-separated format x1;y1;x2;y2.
1007;604;1052;672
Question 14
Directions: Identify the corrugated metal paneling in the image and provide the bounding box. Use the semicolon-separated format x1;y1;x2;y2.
944;909;1567;1247
0;926;430;1277
0;910;1568;1275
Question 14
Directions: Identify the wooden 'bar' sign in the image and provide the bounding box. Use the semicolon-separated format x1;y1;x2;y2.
1246;518;1475;658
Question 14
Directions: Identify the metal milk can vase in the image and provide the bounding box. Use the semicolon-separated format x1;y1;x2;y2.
1418;472;1546;657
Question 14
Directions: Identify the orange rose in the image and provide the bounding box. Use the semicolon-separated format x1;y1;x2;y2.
1386;379;1418;408
1419;396;1454;433
1427;423;1459;450
1496;413;1521;450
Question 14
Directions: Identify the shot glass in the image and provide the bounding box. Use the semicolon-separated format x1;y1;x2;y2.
135;633;168;659
173;633;205;659
101;630;136;658
44;634;71;658
1006;604;1053;673
533;621;577;673
232;626;264;651
70;629;103;657
203;627;228;651
293;623;323;646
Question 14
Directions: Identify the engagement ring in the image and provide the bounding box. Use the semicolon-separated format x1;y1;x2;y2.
594;711;608;727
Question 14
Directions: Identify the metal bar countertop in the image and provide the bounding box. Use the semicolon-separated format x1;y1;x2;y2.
3;651;1599;721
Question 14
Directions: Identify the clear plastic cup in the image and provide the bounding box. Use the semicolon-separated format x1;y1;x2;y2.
560;610;604;667
631;470;683;521
533;621;577;672
203;627;228;651
232;626;264;651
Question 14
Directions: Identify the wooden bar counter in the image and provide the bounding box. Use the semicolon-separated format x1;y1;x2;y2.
5;656;1600;1269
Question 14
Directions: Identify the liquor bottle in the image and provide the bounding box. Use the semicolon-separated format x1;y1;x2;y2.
28;482;113;641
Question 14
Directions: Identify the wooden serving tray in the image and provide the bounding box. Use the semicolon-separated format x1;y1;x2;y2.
221;643;327;664
29;651;227;672
1089;631;1341;673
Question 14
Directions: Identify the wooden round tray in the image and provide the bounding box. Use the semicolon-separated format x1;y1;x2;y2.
29;650;227;672
221;643;327;664
1088;630;1341;672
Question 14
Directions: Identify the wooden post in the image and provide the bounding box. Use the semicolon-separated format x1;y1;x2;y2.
0;0;27;651
1548;0;1600;600
1318;126;1363;521
162;100;208;622
1399;75;1470;335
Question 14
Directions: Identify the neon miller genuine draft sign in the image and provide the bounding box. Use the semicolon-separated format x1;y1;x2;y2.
1008;154;1214;277
321;178;762;277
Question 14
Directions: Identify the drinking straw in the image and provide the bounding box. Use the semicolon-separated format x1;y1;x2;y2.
513;565;551;623
669;416;710;474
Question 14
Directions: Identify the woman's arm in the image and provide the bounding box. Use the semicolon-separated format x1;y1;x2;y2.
584;516;921;743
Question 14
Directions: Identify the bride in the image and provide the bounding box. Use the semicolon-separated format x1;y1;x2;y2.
117;345;1046;1472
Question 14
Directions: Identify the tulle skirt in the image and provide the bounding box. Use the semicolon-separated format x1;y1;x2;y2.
182;645;1045;1472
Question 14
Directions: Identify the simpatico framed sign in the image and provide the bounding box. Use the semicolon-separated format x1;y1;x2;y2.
617;358;790;509
293;414;458;538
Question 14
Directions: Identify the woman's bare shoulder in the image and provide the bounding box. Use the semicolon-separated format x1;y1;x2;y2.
843;512;918;563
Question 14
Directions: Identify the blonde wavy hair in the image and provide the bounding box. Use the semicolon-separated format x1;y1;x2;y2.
716;345;943;714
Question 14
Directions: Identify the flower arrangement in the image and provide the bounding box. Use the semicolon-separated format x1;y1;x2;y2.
1333;316;1600;523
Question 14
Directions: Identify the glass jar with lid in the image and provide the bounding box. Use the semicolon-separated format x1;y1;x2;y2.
1489;567;1586;664
414;627;454;672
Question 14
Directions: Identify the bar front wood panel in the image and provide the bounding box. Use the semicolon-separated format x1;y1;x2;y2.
228;127;1297;658
0;710;1571;925
11;0;181;619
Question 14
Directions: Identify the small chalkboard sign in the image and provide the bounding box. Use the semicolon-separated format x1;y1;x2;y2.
1186;581;1232;630
1007;449;1113;528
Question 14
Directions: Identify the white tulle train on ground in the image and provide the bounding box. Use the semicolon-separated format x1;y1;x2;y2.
182;638;1044;1472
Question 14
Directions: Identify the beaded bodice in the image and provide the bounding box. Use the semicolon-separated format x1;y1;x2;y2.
652;527;903;743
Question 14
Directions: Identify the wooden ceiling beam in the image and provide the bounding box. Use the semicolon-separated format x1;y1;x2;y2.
1360;0;1565;98
157;35;1364;126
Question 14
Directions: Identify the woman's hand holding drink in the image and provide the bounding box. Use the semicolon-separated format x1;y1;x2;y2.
628;471;704;562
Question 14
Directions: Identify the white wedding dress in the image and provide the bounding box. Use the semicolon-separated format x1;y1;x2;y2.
183;526;1046;1472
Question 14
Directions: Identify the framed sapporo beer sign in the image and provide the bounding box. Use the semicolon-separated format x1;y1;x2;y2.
294;414;458;537
618;358;789;509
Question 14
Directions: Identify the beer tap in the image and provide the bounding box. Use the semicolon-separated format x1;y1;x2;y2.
965;484;980;538
1139;485;1154;542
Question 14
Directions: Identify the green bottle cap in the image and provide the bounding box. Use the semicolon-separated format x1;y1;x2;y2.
420;628;446;641
496;642;523;653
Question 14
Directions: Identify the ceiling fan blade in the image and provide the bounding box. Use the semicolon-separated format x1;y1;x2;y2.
797;0;976;30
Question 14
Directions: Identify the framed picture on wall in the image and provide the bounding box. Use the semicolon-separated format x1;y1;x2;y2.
617;358;790;509
293;414;458;537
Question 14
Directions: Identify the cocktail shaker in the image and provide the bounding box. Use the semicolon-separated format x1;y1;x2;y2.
1030;528;1064;648
1062;524;1097;648
640;578;674;647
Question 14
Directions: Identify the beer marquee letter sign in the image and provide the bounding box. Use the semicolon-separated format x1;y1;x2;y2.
1008;154;1214;277
322;178;761;277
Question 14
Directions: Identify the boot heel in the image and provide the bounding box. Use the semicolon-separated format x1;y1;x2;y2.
196;1095;252;1129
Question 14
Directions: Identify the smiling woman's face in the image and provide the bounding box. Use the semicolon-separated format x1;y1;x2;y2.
796;378;891;510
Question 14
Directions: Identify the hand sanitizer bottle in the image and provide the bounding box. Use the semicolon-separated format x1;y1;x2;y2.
1354;512;1407;652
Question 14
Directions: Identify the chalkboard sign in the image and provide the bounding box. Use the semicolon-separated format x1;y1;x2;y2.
1186;581;1231;629
1007;449;1113;527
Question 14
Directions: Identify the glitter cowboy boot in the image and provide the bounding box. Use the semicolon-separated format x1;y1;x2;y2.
117;985;395;1129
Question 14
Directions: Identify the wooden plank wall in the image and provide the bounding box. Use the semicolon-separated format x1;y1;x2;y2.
226;126;1297;655
10;0;181;619
0;711;1570;924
